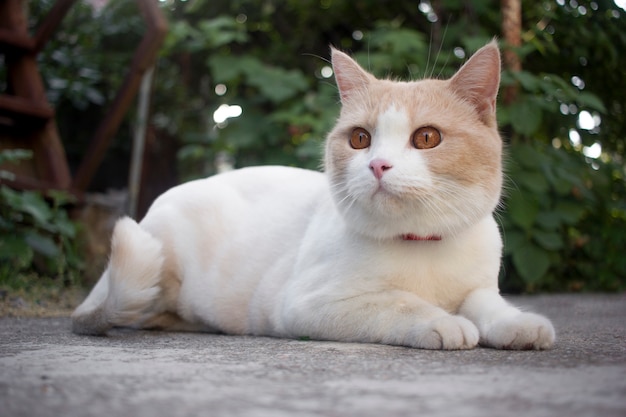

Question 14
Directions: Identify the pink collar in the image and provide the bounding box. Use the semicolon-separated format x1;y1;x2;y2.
401;233;442;241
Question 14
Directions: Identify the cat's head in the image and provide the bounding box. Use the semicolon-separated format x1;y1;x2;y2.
325;41;503;241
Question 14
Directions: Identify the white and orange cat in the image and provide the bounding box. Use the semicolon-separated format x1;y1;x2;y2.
72;42;555;350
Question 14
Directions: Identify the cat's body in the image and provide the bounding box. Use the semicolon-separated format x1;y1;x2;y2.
72;42;555;350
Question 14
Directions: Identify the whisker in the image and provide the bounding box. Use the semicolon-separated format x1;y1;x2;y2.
433;19;451;79
302;52;330;65
425;25;433;79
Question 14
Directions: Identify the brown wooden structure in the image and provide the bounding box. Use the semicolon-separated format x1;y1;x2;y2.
0;0;167;195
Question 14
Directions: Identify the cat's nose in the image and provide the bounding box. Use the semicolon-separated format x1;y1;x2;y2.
369;158;393;180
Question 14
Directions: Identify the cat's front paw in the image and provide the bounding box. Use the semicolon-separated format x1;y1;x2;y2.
411;316;479;350
482;312;555;350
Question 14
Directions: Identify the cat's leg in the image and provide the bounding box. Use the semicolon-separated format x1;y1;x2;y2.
281;289;479;350
459;288;555;350
72;217;168;335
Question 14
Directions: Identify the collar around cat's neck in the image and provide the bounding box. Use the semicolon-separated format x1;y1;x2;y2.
401;233;442;241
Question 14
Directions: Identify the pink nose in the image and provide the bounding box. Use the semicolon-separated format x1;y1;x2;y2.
369;158;393;180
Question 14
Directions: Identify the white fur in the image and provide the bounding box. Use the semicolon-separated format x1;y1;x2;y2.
71;218;164;334
73;165;553;349
370;105;433;190
339;105;435;239
72;42;555;350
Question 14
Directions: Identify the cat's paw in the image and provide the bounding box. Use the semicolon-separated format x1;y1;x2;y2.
411;315;479;350
482;312;555;350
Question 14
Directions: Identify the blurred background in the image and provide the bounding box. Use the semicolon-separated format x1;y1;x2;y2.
0;0;624;308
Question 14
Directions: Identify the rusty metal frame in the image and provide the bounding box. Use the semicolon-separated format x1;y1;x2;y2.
0;0;167;195
72;0;168;192
0;0;73;191
33;0;78;54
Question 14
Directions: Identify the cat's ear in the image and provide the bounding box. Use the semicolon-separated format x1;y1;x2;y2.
449;40;501;125
331;47;375;103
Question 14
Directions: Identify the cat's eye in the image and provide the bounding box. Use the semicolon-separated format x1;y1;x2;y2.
350;128;371;149
412;126;442;149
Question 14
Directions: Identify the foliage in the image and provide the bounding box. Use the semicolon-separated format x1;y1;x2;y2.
29;0;143;190
26;0;625;292
500;141;626;292
521;0;626;155
152;0;625;292
0;151;84;289
494;0;626;292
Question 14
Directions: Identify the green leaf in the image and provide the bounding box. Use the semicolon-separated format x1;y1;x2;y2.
219;107;272;149
0;149;32;164
20;191;54;226
208;55;257;83
0;215;13;231
53;215;77;238
24;232;60;258
209;55;309;103
47;190;77;208
497;105;510;126
245;65;309;103
295;137;323;160
554;201;586;224
513;70;540;92
370;25;426;50
548;176;572;196
505;189;539;231
576;92;606;113
518;171;549;193
0;186;22;209
503;230;526;255
512;241;551;283
533;230;564;251
85;87;105;105
0;171;16;181
0;235;32;261
511;142;548;169
508;98;543;137
535;211;563;230
177;144;208;162
197;16;247;48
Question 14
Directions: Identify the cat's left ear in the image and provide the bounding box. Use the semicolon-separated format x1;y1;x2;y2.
331;47;375;103
449;40;501;125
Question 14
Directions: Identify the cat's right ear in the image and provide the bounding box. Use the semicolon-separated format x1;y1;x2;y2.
331;47;374;103
449;41;501;126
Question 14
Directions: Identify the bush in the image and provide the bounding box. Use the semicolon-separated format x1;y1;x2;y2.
500;141;626;292
24;0;625;294
0;150;85;290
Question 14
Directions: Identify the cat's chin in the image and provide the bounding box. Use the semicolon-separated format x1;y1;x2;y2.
335;195;445;242
353;186;499;242
340;199;486;242
343;212;446;242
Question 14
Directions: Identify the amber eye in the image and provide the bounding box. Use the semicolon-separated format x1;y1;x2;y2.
412;126;442;149
349;128;371;149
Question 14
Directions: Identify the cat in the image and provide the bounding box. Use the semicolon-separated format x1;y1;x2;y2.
72;41;555;350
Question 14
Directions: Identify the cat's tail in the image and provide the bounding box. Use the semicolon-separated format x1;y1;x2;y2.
71;217;164;335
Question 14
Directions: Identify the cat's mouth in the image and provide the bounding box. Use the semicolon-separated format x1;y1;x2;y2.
372;182;402;199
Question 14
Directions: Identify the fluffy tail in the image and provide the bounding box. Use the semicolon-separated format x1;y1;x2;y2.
71;217;164;335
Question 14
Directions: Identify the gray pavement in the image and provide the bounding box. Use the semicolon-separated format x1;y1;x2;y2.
1;294;625;417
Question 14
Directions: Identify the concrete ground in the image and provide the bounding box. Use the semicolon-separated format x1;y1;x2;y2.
0;294;625;417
